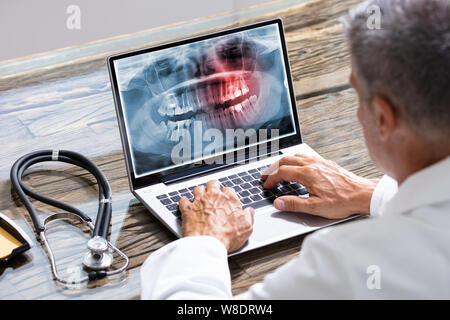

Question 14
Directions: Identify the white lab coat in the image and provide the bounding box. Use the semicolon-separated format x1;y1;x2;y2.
140;156;450;299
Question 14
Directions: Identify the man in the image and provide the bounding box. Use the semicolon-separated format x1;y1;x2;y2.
141;0;450;299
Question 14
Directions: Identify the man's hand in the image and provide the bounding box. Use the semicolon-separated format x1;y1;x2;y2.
179;180;255;253
262;154;378;219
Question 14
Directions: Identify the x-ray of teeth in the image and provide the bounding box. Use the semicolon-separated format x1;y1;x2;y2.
115;24;296;177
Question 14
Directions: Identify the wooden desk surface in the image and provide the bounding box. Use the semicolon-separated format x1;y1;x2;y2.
0;0;381;299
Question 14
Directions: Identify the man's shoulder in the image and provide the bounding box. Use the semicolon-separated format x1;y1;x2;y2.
307;212;440;265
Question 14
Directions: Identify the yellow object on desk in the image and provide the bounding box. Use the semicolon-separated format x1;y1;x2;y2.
0;226;22;259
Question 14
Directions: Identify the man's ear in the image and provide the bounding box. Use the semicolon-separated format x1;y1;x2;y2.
372;96;397;142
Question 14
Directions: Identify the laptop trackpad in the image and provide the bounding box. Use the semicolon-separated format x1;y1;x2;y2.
251;210;339;242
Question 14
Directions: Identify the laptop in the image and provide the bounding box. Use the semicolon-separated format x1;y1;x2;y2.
107;19;357;255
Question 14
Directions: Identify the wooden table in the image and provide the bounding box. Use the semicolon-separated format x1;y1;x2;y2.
0;0;381;299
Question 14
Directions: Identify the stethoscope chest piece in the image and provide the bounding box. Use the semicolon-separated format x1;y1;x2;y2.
83;236;114;270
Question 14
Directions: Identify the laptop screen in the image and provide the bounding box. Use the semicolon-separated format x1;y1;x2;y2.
111;21;298;179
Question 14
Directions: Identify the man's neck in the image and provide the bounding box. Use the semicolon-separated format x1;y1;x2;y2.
395;138;450;185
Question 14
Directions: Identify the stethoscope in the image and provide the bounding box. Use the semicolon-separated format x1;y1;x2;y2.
10;150;129;285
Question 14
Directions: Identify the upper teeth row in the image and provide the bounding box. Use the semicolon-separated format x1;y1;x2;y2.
158;91;195;116
158;78;250;117
220;78;249;103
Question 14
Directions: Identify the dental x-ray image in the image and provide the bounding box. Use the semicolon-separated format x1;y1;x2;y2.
114;23;296;177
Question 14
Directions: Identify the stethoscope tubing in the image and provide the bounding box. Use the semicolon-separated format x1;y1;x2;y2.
10;149;129;285
10;149;112;238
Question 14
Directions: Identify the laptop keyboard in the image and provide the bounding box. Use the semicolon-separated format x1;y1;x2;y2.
156;165;309;218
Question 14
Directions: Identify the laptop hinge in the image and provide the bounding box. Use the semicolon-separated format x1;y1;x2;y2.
162;150;282;185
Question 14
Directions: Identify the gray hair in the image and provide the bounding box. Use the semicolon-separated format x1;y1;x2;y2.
343;0;450;139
